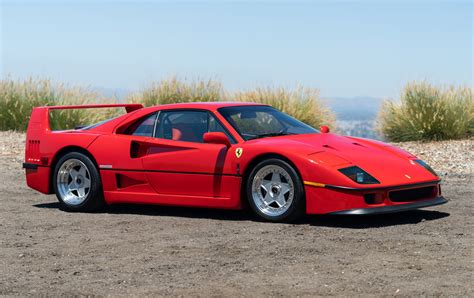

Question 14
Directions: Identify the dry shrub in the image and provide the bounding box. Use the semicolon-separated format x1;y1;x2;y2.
378;81;473;141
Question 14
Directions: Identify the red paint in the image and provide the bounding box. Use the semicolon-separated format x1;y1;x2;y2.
24;102;441;214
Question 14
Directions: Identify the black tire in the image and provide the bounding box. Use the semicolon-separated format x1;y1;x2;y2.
53;152;105;212
246;158;305;222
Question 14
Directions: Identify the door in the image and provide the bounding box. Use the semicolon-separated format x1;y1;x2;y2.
139;110;238;198
89;112;159;171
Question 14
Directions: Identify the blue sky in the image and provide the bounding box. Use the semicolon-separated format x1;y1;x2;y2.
1;0;472;98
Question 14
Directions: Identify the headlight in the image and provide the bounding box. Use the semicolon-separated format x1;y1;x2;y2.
414;159;438;177
338;166;380;184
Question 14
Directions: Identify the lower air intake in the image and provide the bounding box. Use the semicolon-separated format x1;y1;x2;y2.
389;186;437;202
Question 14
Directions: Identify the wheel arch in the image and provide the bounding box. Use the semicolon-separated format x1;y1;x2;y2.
49;146;99;194
241;152;308;221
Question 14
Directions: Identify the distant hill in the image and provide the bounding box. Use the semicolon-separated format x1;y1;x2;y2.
323;96;386;140
323;96;385;121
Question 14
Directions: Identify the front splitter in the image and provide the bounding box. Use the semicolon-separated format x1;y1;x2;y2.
328;196;448;215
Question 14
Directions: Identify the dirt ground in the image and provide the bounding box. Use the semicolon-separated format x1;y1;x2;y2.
0;132;472;296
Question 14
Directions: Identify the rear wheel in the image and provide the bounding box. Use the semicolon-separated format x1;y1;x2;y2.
53;152;104;212
246;158;305;222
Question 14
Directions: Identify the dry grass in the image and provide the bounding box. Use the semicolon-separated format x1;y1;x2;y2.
2;77;335;132
128;77;224;106
378;81;473;141
6;77;472;141
129;78;335;129
0;77;119;131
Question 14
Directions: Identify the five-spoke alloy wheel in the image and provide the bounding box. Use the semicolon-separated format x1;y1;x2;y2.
247;158;305;222
53;152;104;212
57;159;91;206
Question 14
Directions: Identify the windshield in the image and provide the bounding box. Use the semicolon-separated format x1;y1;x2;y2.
218;105;318;140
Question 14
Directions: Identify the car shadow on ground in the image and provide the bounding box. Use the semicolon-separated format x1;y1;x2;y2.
307;210;450;229
33;202;254;222
33;202;449;228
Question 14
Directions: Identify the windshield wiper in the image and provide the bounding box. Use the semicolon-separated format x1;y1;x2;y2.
247;132;295;140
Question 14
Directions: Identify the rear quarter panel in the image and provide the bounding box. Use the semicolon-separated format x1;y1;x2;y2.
25;131;101;194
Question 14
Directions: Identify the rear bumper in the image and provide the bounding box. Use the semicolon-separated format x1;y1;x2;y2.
328;196;447;215
23;163;51;194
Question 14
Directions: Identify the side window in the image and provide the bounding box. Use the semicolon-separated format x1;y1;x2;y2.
156;110;234;143
127;113;157;137
156;111;207;142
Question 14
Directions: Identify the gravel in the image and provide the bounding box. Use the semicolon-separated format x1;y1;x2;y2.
0;131;472;296
396;139;474;179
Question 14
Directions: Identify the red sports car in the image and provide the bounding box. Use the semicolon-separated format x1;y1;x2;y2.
23;102;447;222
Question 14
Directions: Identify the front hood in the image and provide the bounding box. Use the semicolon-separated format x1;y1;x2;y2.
250;133;438;186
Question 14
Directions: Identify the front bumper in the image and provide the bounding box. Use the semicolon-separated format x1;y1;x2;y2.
328;196;447;215
304;179;446;214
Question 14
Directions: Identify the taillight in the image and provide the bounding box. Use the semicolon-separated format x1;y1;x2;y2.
27;140;41;163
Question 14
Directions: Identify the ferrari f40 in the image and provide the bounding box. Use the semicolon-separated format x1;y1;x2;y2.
23;103;447;222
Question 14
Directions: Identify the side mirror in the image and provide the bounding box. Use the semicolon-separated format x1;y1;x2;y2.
320;125;330;133
203;132;231;147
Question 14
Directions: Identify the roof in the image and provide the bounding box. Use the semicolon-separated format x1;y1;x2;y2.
152;101;267;111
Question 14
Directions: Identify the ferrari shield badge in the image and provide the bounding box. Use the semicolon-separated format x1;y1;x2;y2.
235;147;243;158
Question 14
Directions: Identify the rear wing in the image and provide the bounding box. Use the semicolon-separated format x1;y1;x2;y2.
44;103;143;113
27;103;143;133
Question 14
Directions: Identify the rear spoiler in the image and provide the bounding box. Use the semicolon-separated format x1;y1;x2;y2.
25;104;144;167
27;103;144;133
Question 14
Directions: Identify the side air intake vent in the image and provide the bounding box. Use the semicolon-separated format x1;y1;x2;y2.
115;173;147;189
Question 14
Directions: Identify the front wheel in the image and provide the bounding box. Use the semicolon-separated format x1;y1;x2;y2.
53;152;105;212
246;158;305;222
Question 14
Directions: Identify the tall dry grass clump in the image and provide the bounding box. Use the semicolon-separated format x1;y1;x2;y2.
129;77;224;106
233;86;335;128
130;78;335;128
378;82;473;142
0;77;113;131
